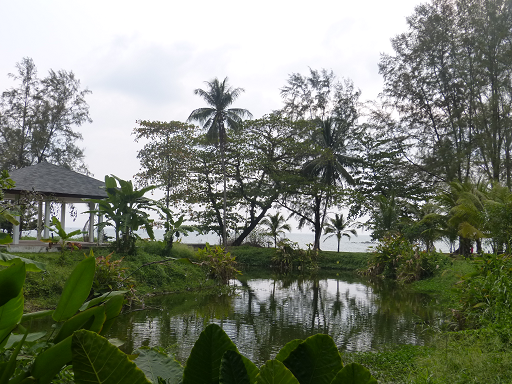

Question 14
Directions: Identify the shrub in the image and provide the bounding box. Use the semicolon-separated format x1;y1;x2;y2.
364;234;449;282
272;239;319;271
196;243;240;283
93;252;135;294
456;253;512;328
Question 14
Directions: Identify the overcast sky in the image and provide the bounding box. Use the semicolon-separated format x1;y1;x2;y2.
1;0;424;229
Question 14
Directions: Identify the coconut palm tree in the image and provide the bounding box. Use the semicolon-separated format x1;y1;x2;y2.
260;212;292;248
301;117;357;250
188;77;252;246
323;213;357;253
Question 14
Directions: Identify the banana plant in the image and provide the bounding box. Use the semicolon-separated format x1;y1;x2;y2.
86;175;159;255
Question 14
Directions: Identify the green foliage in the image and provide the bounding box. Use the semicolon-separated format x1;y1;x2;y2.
364;234;449;283
455;253;512;328
92;252;134;294
273;240;319;271
196;243;240;283
0;252;127;384
86;175;158;255
260;212;291;248
42;217;83;254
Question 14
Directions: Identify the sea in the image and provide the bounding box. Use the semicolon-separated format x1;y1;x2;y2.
26;227;453;253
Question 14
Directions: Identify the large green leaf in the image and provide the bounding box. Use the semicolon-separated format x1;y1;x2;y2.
241;355;259;384
99;295;125;335
0;328;27;384
0;290;23;330
255;360;299;384
4;331;46;349
53;306;106;343
283;334;343;384
31;336;73;384
80;290;127;311
21;309;53;322
0;261;25;306
72;330;151;384
275;339;302;363
183;323;238;384
220;350;250;384
0;253;45;272
134;348;183;384
53;257;95;322
330;363;377;384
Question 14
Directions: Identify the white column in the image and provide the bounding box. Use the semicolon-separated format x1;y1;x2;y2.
37;201;43;241
13;196;20;244
60;202;66;231
97;213;103;244
88;203;95;243
43;199;50;239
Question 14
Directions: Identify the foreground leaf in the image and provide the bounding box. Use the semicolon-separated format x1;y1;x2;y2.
183;323;238;384
53;306;106;343
72;329;150;384
53;257;95;322
134;348;183;384
255;360;299;384
0;253;45;272
330;363;377;384
0;290;23;330
275;339;302;363
283;334;343;384
220;350;250;384
0;261;25;306
31;337;73;384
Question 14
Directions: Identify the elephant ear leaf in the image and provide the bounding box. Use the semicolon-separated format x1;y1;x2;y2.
72;329;151;384
134;348;183;384
183;323;237;384
255;360;299;384
53;257;95;322
0;260;25;307
283;334;343;384
330;363;377;384
275;339;302;363
219;350;250;384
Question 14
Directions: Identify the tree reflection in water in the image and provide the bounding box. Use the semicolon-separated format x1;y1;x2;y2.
106;271;444;366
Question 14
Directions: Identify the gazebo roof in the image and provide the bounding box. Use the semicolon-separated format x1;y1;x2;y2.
4;162;108;202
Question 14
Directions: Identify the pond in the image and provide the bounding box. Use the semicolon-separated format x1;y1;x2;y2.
105;270;445;366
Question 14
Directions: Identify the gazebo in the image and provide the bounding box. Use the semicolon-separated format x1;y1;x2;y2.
3;162;108;245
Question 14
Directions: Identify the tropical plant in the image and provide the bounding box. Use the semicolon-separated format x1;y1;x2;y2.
86;175;158;255
188;77;252;246
273;239;319;271
281;117;358;250
0;170;19;245
157;204;199;255
323;213;357;253
0;253;126;384
196;243;240;283
41;216;82;253
260;212;292;248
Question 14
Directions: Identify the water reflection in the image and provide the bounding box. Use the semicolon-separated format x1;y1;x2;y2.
107;271;443;366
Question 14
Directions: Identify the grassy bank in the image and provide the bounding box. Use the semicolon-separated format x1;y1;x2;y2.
228;245;370;270
21;243;218;311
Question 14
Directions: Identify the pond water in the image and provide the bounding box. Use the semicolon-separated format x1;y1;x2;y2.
105;270;444;366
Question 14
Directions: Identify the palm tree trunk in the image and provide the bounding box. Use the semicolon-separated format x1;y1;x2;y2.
220;135;228;247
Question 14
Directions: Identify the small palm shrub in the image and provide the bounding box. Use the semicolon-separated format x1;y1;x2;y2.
196;243;240;283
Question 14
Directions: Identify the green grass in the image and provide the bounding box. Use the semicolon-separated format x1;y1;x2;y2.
228;245;370;271
344;328;512;383
17;244;216;311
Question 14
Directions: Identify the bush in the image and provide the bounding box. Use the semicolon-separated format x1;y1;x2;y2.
93;252;135;294
272;239;319;271
196;243;240;283
364;234;449;282
456;253;512;328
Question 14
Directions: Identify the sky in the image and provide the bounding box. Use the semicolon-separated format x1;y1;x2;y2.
0;0;425;230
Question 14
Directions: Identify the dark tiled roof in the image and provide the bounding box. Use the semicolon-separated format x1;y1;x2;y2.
7;162;108;199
